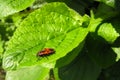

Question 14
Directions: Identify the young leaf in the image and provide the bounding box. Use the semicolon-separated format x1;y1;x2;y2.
98;23;119;44
0;0;35;19
3;2;88;70
88;10;103;33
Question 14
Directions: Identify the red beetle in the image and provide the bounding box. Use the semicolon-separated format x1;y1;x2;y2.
37;48;55;57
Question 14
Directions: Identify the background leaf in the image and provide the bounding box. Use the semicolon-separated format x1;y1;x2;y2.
86;35;117;68
55;52;101;80
95;3;119;20
0;0;35;19
6;65;50;80
103;60;120;80
97;0;120;11
0;36;3;55
97;0;115;7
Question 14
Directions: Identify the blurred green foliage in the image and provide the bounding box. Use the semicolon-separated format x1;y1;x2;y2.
0;0;120;80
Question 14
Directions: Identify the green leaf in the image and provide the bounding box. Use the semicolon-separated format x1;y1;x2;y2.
55;53;101;80
11;12;29;27
98;23;119;44
0;36;3;55
6;65;50;80
89;11;119;44
88;10;103;33
112;47;120;61
95;3;119;20
45;0;72;3
0;19;16;41
3;2;88;70
0;0;35;19
55;41;84;68
97;0;115;7
108;16;120;35
86;35;117;68
110;17;120;61
103;60;120;80
97;0;120;11
0;36;3;64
